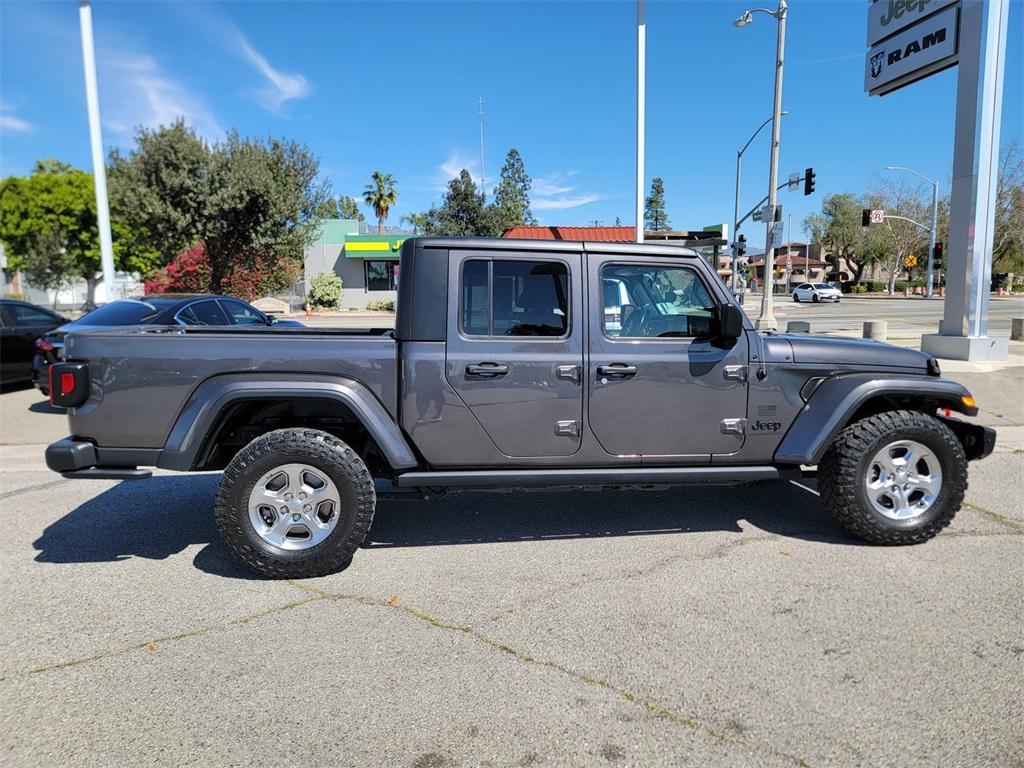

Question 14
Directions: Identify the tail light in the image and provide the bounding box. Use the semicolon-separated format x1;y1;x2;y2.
49;363;89;408
36;338;55;353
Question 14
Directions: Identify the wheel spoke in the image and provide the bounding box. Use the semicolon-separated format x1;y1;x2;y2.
270;512;293;538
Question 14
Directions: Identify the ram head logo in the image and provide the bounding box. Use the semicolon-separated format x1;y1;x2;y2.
870;50;886;79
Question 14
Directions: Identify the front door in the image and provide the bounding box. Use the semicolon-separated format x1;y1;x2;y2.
446;250;584;458
586;255;749;460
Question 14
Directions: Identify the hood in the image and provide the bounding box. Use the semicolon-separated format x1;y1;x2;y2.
779;334;935;373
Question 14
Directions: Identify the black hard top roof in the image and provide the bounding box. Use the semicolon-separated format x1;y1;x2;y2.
409;236;700;258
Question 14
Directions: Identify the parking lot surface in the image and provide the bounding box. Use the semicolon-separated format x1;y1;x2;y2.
1;362;1022;767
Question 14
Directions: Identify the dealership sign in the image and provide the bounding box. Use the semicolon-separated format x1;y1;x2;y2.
865;3;960;96
867;0;959;45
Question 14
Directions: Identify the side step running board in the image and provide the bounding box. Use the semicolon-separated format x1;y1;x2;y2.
61;467;153;481
395;466;794;489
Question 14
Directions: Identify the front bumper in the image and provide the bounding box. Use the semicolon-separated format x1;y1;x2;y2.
938;417;996;461
46;437;152;480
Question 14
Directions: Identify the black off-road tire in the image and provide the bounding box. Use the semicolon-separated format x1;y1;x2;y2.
818;410;967;545
214;428;376;578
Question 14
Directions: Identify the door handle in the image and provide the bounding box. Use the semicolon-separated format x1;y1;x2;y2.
466;363;509;377
597;364;637;377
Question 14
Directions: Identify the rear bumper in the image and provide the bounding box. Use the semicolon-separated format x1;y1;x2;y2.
46;437;152;480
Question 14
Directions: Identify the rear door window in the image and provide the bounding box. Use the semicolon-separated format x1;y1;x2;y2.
178;300;229;326
11;304;61;327
460;259;569;338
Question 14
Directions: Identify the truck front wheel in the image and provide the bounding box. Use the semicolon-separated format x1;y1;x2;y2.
214;428;376;578
818;410;967;545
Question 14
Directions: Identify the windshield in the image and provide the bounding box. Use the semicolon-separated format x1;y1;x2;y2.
813;283;834;290
74;300;159;325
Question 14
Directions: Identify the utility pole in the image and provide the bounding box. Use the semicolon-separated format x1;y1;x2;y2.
79;0;115;301
477;97;486;199
636;0;646;244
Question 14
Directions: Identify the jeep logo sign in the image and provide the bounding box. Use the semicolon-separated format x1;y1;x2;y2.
867;0;958;46
865;4;959;96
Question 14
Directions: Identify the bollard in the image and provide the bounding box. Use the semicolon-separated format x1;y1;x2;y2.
1012;318;1024;341
863;320;887;341
786;320;811;334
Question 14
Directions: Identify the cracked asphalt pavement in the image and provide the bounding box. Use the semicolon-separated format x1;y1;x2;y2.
1;366;1022;768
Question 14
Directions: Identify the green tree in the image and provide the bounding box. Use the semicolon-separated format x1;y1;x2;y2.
644;177;670;231
425;170;497;236
803;192;875;283
111;120;329;292
401;212;429;234
338;195;365;222
363;171;398;234
315;194;366;222
489;148;535;232
0;160;158;307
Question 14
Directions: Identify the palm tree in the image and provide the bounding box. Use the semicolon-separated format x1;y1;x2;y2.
401;212;429;234
363;171;398;234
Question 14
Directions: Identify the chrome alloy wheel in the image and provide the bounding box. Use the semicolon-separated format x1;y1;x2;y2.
248;463;341;550
865;440;943;521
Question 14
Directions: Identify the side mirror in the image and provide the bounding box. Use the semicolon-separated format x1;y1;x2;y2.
719;303;744;341
267;315;278;325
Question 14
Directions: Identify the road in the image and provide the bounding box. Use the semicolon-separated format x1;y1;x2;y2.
744;294;1024;340
1;361;1022;767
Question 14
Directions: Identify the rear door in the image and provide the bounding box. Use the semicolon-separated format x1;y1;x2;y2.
445;249;584;458
586;254;750;460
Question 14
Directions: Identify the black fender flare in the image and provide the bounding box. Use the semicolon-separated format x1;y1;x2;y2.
158;373;418;471
774;374;976;465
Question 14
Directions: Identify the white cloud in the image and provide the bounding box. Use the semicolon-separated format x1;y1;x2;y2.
441;151;479;180
0;101;33;133
102;53;223;139
533;193;605;211
233;32;312;114
532;170;577;197
531;170;603;210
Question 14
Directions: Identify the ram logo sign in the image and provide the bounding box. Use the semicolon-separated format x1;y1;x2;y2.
865;3;959;96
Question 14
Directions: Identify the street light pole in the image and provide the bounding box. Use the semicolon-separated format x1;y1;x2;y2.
735;0;787;330
885;165;939;298
732;113;785;292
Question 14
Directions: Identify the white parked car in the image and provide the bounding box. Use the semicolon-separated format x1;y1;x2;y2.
793;282;842;303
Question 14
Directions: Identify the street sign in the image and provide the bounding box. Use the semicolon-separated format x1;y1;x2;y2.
868;0;959;46
871;209;886;224
787;172;800;192
866;4;959;96
770;221;785;249
752;209;762;223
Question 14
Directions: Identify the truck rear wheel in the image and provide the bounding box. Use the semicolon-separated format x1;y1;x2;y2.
818;410;967;545
214;428;376;578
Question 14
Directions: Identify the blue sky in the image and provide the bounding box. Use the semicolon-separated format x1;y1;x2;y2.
1;0;1021;241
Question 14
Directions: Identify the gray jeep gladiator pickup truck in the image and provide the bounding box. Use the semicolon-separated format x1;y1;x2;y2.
45;237;995;578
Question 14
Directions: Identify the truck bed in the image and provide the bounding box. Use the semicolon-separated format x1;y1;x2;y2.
63;326;398;449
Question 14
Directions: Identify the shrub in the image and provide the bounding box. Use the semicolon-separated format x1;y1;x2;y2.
852;284;867;294
143;243;299;301
366;298;396;312
308;272;342;309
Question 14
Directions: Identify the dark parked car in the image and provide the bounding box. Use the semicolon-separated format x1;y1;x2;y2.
33;294;302;393
0;299;68;387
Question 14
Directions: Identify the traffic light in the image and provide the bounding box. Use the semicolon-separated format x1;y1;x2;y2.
803;167;816;196
736;235;747;257
933;242;943;264
862;209;871;226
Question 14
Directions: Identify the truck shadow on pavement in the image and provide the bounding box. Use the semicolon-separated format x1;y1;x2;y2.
33;474;864;579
